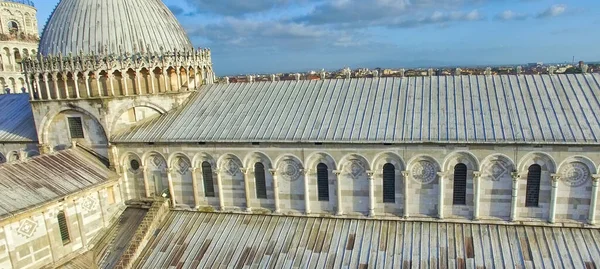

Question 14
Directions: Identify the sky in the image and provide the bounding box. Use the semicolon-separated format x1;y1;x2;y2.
34;0;600;75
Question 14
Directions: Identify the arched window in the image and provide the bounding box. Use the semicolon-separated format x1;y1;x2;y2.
255;163;267;199
317;163;329;201
383;163;395;203
453;163;467;205
525;164;541;207
8;21;18;34
129;159;140;171
202;161;215;197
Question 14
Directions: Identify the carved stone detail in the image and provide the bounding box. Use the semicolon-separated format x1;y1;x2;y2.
411;160;437;184
81;196;98;212
222;158;240;176
151;156;164;168
17;219;38;239
278;159;301;182
175;158;191;175
484;159;510;181
345;159;365;179
561;162;590;187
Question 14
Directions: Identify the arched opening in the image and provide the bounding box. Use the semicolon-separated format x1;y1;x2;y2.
317;163;329;201
202;161;215;197
167;67;177;91
525;164;541;208
453;163;467;205
383;163;395;203
13;48;21;70
8;21;18;34
139;68;150;95
254;162;267;199
153;67;164;93
127;69;137;95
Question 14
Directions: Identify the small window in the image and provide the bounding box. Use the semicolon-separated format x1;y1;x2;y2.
202;161;215;197
255;163;267;199
453;163;467;205
57;211;71;245
525;164;542;207
383;163;395;203
317;163;329;201
107;187;115;205
130;159;140;171
67;117;84;139
8;21;18;33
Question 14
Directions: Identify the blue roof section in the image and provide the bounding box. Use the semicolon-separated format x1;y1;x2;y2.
113;74;600;145
0;94;37;142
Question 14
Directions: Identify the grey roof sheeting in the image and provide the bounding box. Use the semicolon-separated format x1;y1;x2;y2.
137;211;600;268
114;74;600;144
0;148;116;219
39;0;193;56
0;94;37;142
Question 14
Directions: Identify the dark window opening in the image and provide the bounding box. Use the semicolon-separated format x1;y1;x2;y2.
252;142;260;145
383;163;396;203
202;161;215;197
453;163;468;205
8;21;18;34
130;159;140;170
317;163;329;201
526;164;542;207
67;117;84;139
255;163;267;199
57;211;71;245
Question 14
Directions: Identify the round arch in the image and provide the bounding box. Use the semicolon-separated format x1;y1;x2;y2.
39;105;107;145
518;152;556;173
442;151;479;172
305;152;337;172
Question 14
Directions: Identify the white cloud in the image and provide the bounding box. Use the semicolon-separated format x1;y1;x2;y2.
495;10;528;21
537;4;567;18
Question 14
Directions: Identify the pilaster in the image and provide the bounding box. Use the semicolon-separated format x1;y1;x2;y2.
191;167;200;209
473;171;481;220
333;170;342;216
549;174;559;223
510;171;521;222
589;175;600;225
401;171;409;218
166;168;176;207
367;170;375;217
269;169;280;214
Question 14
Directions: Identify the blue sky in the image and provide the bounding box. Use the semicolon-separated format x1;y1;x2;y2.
34;0;600;75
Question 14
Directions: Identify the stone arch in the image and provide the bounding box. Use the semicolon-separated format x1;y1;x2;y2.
138;67;150;94
516;152;556;221
18;77;25;93
479;154;516;220
442;151;479;172
244;152;274;210
305;152;337;214
143;152;169;198
8;77;15;92
7;151;19;162
372;152;405;216
217;154;246;210
109;101;167;134
193;152;219;208
121;152;145;200
40;106;108;157
339;154;371;216
406;155;440;218
441;151;479;218
168;152;194;208
518;152;556;173
274;154;305;214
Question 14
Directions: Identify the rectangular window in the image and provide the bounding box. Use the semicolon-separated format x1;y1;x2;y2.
57;211;71;245
67;117;84;139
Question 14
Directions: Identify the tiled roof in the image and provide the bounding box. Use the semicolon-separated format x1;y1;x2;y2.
114;74;600;144
137;212;600;268
0;148;117;219
39;0;193;56
0;94;37;142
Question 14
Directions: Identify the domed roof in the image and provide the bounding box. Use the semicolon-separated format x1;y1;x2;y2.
39;0;193;56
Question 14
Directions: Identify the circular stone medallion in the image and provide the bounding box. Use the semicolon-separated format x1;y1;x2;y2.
279;160;301;182
411;160;437;184
562;162;590;187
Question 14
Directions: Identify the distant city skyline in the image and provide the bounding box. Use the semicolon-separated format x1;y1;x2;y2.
34;0;600;76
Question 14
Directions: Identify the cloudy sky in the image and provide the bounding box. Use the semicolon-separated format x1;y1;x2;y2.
35;0;599;75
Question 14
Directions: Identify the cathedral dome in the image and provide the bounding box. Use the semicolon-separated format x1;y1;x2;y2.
38;0;193;56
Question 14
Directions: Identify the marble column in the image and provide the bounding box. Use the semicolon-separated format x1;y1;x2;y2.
95;72;102;97
191;167;201;209
73;76;80;98
150;69;156;94
549;174;559;224
242;168;251;212
589;175;600;225
84;73;91;97
62;74;69;99
135;70;142;95
334;170;342;216
51;73;60;99
436;172;446;219
510;172;520;222
43;73;51;99
142;166;150;198
122;70;129;96
402;171;409;218
215;169;225;210
367;171;375;217
270;169;280;214
163;70;169;92
108;73;115;96
167;168;176;207
473;171;481;220
303;169;310;215
120;164;130;199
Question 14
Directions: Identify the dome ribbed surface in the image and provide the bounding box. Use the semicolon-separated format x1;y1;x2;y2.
39;0;193;56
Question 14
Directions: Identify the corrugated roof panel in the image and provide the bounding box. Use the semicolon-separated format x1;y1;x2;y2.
0;149;116;219
113;75;600;144
0;94;37;143
137;212;600;268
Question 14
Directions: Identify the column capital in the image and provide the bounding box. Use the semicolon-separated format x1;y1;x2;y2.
332;170;342;176
437;171;451;178
592;174;600;181
401;171;410;177
366;170;375;178
473;171;481;179
269;169;277;176
240;168;249;175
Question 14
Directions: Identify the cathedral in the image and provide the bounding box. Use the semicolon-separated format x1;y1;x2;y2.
0;0;599;268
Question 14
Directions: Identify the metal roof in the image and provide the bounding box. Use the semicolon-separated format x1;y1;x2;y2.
0;148;117;219
114;74;600;144
0;94;37;143
136;211;600;268
39;0;193;56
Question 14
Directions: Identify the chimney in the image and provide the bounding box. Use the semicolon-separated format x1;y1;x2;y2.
548;66;556;75
224;76;230;84
516;66;523;75
399;69;405;77
484;67;492;76
455;68;462;76
427;68;434;76
271;74;276;82
295;73;301;81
